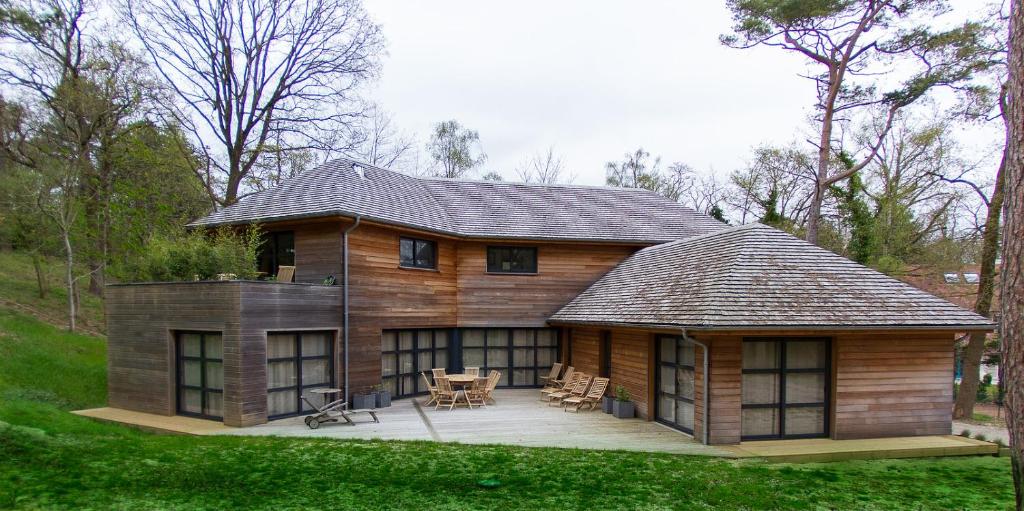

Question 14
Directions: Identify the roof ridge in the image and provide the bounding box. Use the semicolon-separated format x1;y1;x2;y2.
637;222;766;253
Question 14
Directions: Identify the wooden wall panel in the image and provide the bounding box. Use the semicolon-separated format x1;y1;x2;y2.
705;334;742;445
292;221;343;283
569;327;601;376
833;332;954;439
457;242;634;327
609;328;651;419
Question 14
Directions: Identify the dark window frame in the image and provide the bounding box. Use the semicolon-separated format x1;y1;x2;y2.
486;246;538;274
599;331;612;378
258;231;295;277
176;331;224;421
740;337;831;441
460;328;560;387
266;331;335;420
381;328;452;398
655;334;696;435
399;237;437;270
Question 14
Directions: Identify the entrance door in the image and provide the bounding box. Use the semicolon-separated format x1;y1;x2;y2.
655;335;696;434
176;332;223;420
741;338;830;440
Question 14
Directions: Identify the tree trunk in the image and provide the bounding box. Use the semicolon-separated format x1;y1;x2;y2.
1001;1;1024;506
954;146;1007;419
62;228;76;333
32;252;47;299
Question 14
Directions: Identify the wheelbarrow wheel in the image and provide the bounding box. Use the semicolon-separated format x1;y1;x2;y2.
307;417;320;430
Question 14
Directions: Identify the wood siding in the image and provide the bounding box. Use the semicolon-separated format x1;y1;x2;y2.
292;221;343;283
832;332;954;439
569;327;651;419
105;281;342;427
457;242;634;327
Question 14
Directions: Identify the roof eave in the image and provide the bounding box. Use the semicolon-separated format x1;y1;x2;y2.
546;318;997;332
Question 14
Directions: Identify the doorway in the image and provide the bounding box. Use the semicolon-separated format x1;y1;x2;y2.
741;337;830;440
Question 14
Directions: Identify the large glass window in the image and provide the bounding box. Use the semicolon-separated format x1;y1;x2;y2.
257;231;295;278
381;329;449;397
741;338;829;440
399;237;437;269
656;335;695;434
486;246;537;273
461;328;558;387
266;331;334;419
176;332;224;420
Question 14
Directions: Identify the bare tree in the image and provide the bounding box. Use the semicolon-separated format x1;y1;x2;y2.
727;145;817;226
348;105;415;169
723;0;994;244
426;119;486;179
515;147;575;184
122;0;384;206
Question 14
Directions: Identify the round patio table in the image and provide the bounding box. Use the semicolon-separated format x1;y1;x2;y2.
444;374;478;386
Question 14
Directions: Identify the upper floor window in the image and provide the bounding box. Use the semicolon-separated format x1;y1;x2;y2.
258;231;294;277
400;237;436;269
487;246;537;274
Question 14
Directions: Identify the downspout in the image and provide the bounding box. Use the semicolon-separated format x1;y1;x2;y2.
681;329;710;445
342;215;362;404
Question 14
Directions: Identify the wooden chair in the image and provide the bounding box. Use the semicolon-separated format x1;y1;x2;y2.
276;265;295;283
551;366;575;387
482;370;501;404
541;372;580;399
434;377;459;411
539;363;563;386
421;372;439;406
547;374;592;406
432;368;447;380
465;377;488;407
464;367;480;377
563;377;610;412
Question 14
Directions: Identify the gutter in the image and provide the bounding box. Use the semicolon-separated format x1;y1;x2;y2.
681;328;710;446
342;215;362;404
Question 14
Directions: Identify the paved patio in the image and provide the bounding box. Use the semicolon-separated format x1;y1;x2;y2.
218;389;731;456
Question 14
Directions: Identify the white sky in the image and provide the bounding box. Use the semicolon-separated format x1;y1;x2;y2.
365;0;1001;186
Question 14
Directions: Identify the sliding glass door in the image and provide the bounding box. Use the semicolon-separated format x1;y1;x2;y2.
266;331;334;419
655;335;696;434
381;329;450;398
741;338;830;440
176;332;223;420
461;328;559;387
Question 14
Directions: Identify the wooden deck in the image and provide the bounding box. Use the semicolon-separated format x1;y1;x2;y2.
75;390;1001;462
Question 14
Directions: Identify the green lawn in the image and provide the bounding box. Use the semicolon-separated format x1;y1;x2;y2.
0;308;1016;510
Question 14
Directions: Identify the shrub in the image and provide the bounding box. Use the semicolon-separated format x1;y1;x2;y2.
973;433;987;442
615;384;631;402
995;438;1007;448
958;429;972;438
115;226;263;282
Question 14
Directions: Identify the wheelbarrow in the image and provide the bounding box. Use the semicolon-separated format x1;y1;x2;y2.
301;388;379;429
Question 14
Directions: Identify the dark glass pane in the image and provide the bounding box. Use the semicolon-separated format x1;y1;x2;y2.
785;407;825;435
742;341;779;370
486;247;507;272
205;392;223;418
399;238;415;266
786;340;827;369
513;248;537;272
742;408;780;436
415;240;436;268
276;232;295;266
181;334;202;357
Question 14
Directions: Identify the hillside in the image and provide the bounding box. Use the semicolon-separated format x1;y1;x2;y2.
0;251;105;335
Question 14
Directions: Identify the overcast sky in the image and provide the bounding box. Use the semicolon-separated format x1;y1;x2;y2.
365;1;999;186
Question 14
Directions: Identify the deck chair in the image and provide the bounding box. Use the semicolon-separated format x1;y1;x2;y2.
482;370;501;404
563;377;610;412
547;374;592;406
539;363;563;386
421;372;439;406
276;265;295;283
432;368;447;379
465;377;488;407
464;367;480;377
434;377;460;411
542;365;574;392
541;372;581;399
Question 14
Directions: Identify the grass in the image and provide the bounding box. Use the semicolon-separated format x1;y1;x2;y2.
0;309;1017;510
974;412;996;422
0;251;104;333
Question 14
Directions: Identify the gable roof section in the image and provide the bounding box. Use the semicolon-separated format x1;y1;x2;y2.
191;158;726;243
549;223;995;330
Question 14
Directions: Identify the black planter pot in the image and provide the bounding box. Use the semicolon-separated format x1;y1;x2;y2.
375;390;392;408
612;400;634;419
602;396;614;414
352;393;376;410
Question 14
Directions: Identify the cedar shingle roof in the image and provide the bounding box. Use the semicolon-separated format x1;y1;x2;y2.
549;223;995;330
190;158;726;243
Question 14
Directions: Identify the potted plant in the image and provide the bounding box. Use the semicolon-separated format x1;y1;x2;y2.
612;384;634;419
352;387;376;410
373;383;391;408
602;392;614;414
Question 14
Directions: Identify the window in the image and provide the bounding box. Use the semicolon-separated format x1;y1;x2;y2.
963;273;980;284
258;231;295;277
176;332;224;420
741;338;829;440
943;272;962;284
461;328;559;387
381;329;450;397
656;335;695;434
399;237;437;269
266;331;334;419
486;246;537;273
599;331;612;378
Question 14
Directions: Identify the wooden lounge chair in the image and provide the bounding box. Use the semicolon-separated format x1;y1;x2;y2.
421;372;439;406
540;372;580;399
276;265;295;283
464;367;480;377
432;368;447;379
547;374;592;406
539;363;563;386
551;366;575;387
434;377;460;411
482;370;501;404
563;377;610;412
465;377;488;407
